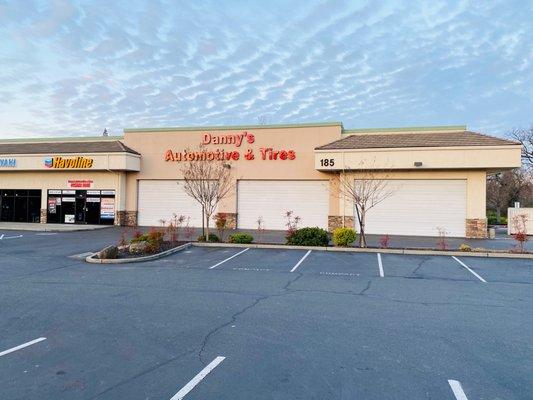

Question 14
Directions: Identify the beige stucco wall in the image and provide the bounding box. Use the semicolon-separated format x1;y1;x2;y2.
0;152;140;171
123;125;342;213
315;145;522;171
332;170;486;220
0;171;125;211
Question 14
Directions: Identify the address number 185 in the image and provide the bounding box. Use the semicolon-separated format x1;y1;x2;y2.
319;158;335;167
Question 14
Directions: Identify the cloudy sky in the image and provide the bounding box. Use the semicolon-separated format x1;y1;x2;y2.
0;0;531;138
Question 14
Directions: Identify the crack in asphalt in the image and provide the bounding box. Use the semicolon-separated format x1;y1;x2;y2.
197;272;303;364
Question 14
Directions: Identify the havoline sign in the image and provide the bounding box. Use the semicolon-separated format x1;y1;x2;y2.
44;156;94;169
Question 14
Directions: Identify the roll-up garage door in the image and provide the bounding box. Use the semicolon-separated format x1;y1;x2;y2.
358;179;467;237
137;180;203;227
237;180;329;230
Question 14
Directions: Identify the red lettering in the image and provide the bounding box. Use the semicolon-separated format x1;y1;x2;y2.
246;133;255;144
288;150;296;160
279;150;287;160
202;133;211;145
164;149;175;161
260;148;268;160
231;151;240;160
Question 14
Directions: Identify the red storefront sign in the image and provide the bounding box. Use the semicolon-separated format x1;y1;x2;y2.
67;179;94;188
164;131;296;162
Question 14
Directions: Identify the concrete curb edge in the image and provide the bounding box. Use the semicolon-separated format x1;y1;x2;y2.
85;242;192;264
193;242;533;259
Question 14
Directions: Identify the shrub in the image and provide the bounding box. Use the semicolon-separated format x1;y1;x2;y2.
197;233;220;243
131;228;164;253
459;244;472;252
332;227;356;247
379;234;391;249
285;211;301;242
228;233;254;244
287;227;329;247
213;212;229;242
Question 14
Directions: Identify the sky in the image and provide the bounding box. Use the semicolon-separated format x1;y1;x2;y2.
0;0;531;139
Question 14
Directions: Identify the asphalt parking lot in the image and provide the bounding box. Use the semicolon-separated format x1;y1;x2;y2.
0;229;532;399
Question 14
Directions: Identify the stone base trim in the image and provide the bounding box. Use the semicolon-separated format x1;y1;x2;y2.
328;215;355;232
40;209;47;223
466;218;487;239
116;211;138;227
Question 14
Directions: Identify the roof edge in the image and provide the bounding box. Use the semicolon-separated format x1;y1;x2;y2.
124;121;343;133
342;125;467;134
0;136;124;144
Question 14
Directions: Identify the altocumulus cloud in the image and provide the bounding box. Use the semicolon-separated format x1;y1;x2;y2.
0;0;531;138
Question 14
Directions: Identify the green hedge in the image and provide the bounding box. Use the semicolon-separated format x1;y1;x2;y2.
332;227;357;247
286;227;329;246
197;233;220;243
228;233;254;244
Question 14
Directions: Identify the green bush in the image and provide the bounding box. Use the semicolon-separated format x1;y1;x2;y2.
130;229;164;253
228;233;254;244
332;227;357;247
459;243;472;252
197;233;220;243
286;227;329;246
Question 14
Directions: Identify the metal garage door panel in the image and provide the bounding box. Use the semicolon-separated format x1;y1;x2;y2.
359;179;466;237
137;180;203;227
238;180;329;230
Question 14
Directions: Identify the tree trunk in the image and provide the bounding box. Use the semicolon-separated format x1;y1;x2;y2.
205;209;211;241
359;211;367;248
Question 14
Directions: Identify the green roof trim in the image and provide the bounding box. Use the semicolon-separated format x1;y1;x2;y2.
0;135;124;144
342;125;467;134
124;121;343;133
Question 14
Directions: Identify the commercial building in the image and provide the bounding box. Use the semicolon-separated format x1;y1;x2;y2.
0;123;521;238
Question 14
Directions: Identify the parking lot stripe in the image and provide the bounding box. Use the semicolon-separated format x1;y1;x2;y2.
0;234;4;240
291;250;312;272
452;256;487;283
0;337;46;358
377;253;384;277
170;356;225;400
209;248;249;269
448;379;469;400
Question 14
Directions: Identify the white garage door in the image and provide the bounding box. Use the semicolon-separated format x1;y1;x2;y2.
137;180;203;227
359;179;467;237
238;180;329;230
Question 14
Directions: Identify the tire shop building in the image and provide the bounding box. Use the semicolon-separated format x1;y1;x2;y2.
0;122;521;238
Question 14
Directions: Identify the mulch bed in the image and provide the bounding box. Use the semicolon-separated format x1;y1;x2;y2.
117;241;189;259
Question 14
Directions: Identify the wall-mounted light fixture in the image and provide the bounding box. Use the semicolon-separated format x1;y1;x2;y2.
414;161;423;167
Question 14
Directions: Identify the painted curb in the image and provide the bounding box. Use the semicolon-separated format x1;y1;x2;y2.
85;242;192;264
192;242;533;259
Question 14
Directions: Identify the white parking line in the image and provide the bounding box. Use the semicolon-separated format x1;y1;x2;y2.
170;356;225;400
2;234;23;240
0;337;47;358
448;379;469;400
452;256;487;283
209;248;249;269
377;253;384;277
291;250;312;272
0;234;4;240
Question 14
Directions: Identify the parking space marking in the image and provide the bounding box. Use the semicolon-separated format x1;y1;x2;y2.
209;248;249;269
170;356;225;400
319;271;359;277
448;379;469;400
290;250;312;272
377;253;384;277
452;256;487;283
0;234;23;240
233;267;271;272
0;337;46;358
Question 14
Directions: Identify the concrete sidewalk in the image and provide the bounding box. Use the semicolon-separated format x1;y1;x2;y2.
0;222;111;232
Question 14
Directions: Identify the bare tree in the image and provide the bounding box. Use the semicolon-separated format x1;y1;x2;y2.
337;166;394;247
179;154;234;241
487;169;533;221
509;126;533;166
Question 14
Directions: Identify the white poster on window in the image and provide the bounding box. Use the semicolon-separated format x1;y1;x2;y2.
100;198;115;220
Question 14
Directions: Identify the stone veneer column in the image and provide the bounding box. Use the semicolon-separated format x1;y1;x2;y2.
465;218;487;238
40;209;47;223
116;211;138;227
328;215;355;232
